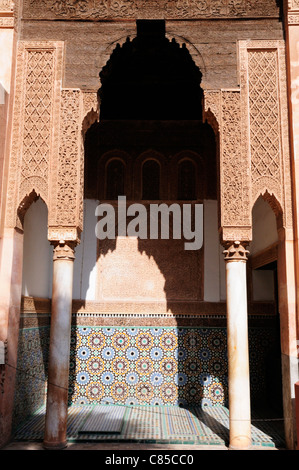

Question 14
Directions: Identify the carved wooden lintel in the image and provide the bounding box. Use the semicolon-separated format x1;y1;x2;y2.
204;89;252;237
0;0;13;12
5;41;98;233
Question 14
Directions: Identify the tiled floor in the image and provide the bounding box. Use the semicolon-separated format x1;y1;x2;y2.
11;404;286;449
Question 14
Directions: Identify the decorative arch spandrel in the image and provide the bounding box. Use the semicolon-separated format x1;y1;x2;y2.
4;40;99;241
4;41;64;230
204;88;252;244
239;39;293;231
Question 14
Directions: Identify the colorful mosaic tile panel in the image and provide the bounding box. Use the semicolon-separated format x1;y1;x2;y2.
12;326;49;431
79;404;126;433
69;327;229;407
13;323;278;431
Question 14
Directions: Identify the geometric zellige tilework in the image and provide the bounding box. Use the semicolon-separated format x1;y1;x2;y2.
13;324;278;431
68;326;229;407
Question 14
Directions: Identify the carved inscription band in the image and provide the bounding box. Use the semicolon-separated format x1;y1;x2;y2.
22;0;280;20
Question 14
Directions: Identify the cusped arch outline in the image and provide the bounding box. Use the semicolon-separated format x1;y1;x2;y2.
253;189;284;231
97;149;133;200
17;189;48;229
170;150;205;201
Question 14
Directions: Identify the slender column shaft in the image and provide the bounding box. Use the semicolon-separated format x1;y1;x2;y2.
224;241;251;450
43;241;75;450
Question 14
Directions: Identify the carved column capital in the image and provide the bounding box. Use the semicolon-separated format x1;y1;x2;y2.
223;241;249;262
52;241;76;261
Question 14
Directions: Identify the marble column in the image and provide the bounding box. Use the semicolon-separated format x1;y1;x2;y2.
224;241;252;450
43;241;75;450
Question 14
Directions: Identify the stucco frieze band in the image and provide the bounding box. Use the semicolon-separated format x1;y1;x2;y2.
22;0;280;20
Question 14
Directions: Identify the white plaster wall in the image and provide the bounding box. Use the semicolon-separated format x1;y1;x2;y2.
0;29;14;94
73;199;98;300
250;196;278;255
20;197;276;303
204;200;223;302
249;196;278;301
73;199;224;303
22;198;53;298
22;199;98;301
203;197;278;303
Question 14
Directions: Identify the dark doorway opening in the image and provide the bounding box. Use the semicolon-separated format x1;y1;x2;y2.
249;260;285;446
98;19;203;121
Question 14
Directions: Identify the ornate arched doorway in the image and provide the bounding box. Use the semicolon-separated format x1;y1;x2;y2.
77;20;222;411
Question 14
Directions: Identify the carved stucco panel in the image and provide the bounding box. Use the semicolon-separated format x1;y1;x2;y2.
239;40;293;229
5;41;97;237
288;0;299;23
49;88;83;238
20;50;54;200
48;89;98;243
5;43;24;228
289;0;299;10
22;0;280;20
221;90;251;238
288;13;299;24
204;88;252;242
0;0;14;28
0;0;13;11
5;41;64;229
